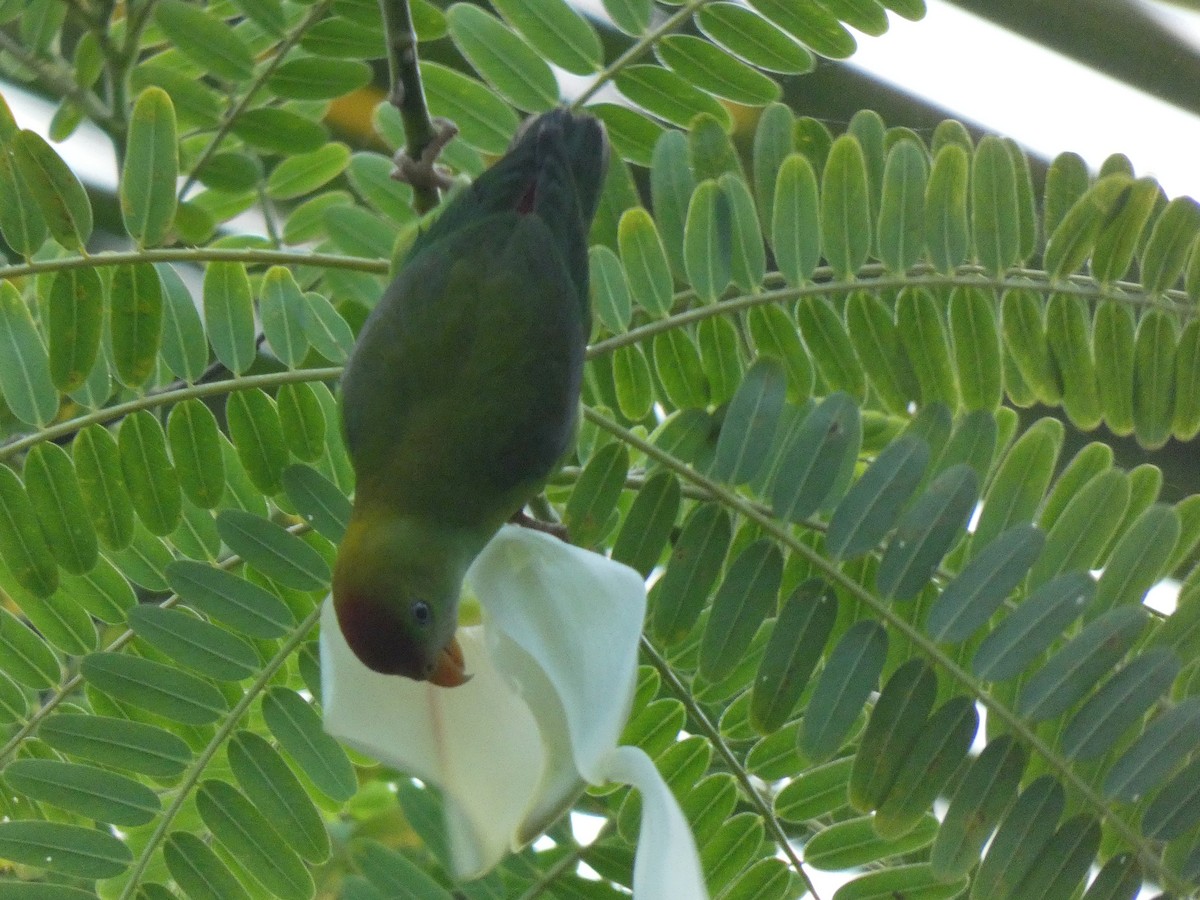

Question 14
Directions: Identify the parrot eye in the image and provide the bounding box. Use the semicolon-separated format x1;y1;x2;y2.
412;601;432;626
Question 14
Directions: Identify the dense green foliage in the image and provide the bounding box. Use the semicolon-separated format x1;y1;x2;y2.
0;1;1199;898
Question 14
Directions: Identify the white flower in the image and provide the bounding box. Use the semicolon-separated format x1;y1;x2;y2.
320;524;707;899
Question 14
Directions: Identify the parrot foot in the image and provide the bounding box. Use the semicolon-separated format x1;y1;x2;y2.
511;510;571;543
392;118;459;194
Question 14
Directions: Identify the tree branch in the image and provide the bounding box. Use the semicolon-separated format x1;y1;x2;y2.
378;0;456;213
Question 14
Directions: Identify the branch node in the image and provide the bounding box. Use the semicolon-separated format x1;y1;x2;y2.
390;117;458;194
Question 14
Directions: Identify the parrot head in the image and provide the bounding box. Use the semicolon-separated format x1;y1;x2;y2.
332;513;475;687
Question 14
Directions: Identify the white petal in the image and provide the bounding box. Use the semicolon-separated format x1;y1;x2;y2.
319;599;544;880
601;745;709;900
467;525;647;785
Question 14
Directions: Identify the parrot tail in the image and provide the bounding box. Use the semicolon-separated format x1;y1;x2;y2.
405;109;609;295
522;108;609;228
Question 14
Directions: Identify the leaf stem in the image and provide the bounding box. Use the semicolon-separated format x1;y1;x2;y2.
640;637;824;900
587;265;1197;359
0;368;342;461
583;405;1187;896
0;247;387;281
570;0;714;108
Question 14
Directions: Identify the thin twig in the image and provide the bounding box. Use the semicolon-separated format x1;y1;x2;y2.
378;0;454;212
177;0;335;199
0;31;114;133
570;0;712;109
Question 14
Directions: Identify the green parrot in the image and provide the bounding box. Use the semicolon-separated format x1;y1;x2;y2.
332;109;609;687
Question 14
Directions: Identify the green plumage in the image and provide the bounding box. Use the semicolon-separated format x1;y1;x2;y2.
333;110;608;682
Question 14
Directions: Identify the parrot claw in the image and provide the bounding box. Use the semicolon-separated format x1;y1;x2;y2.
510;510;571;543
392;118;459;194
429;634;471;688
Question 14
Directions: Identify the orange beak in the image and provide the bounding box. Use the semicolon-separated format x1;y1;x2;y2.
429;635;470;687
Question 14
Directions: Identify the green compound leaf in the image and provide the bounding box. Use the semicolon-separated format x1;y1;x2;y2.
658;35;781;106
196;779;314;900
611;470;679;577
0;820;131;879
826;434;929;561
163;830;249;900
805;813;937;871
711;358;787;485
203;262;256;375
11;129;92;250
925;143;970;273
81;651;228;725
771;392;862;523
488;0;601;75
1061;647;1180;761
699;539;782;683
215;509;330;591
1016;605;1148;722
972;571;1095;682
697;4;813;75
154;0;254;81
618;206;673;317
226;388;289;497
684;179;733;303
926;523;1044;642
0;464;58;597
108;262;163;388
266;143;351;202
268;55;372;100
127;604;259;682
2;758;160;826
1104;697;1200;802
849;659;936;812
167;559;295;639
652;504;732;644
876;464;978;601
262;687;358;802
448;3;559;112
800;619;887;763
23;442;97;576
38;712;191;777
930;736;1027;879
748;0;856;59
751;578;837;734
46;266;103;392
168;399;226;509
821;134;872;277
118;410;182;536
121;87;178;247
972;775;1064;900
228;730;331;864
0;281;58;427
772;153;821;286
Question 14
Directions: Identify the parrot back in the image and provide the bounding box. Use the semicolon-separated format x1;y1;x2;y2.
341;110;609;532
